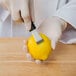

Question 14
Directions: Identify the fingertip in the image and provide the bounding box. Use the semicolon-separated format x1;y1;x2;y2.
26;53;34;61
35;60;42;64
23;45;27;52
23;40;27;44
51;40;56;50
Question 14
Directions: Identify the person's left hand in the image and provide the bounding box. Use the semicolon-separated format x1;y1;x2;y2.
23;16;67;64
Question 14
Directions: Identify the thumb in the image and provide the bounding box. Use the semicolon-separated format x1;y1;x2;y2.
50;25;62;50
51;28;62;50
51;39;56;50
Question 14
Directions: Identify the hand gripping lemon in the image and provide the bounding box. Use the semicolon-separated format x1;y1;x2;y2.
27;33;52;60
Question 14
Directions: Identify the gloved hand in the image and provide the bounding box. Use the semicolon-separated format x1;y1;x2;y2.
23;16;67;64
38;16;67;49
0;0;31;30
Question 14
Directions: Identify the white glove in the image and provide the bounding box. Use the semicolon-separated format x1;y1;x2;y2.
0;0;31;30
38;16;67;49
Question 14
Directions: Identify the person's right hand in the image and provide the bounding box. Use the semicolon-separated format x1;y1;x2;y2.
0;0;31;30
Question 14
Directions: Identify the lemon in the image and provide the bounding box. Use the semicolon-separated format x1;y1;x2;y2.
27;33;52;60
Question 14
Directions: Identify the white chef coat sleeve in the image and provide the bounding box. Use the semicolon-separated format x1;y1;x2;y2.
54;0;76;29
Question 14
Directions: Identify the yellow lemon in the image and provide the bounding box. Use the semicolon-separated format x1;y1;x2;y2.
27;33;52;60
